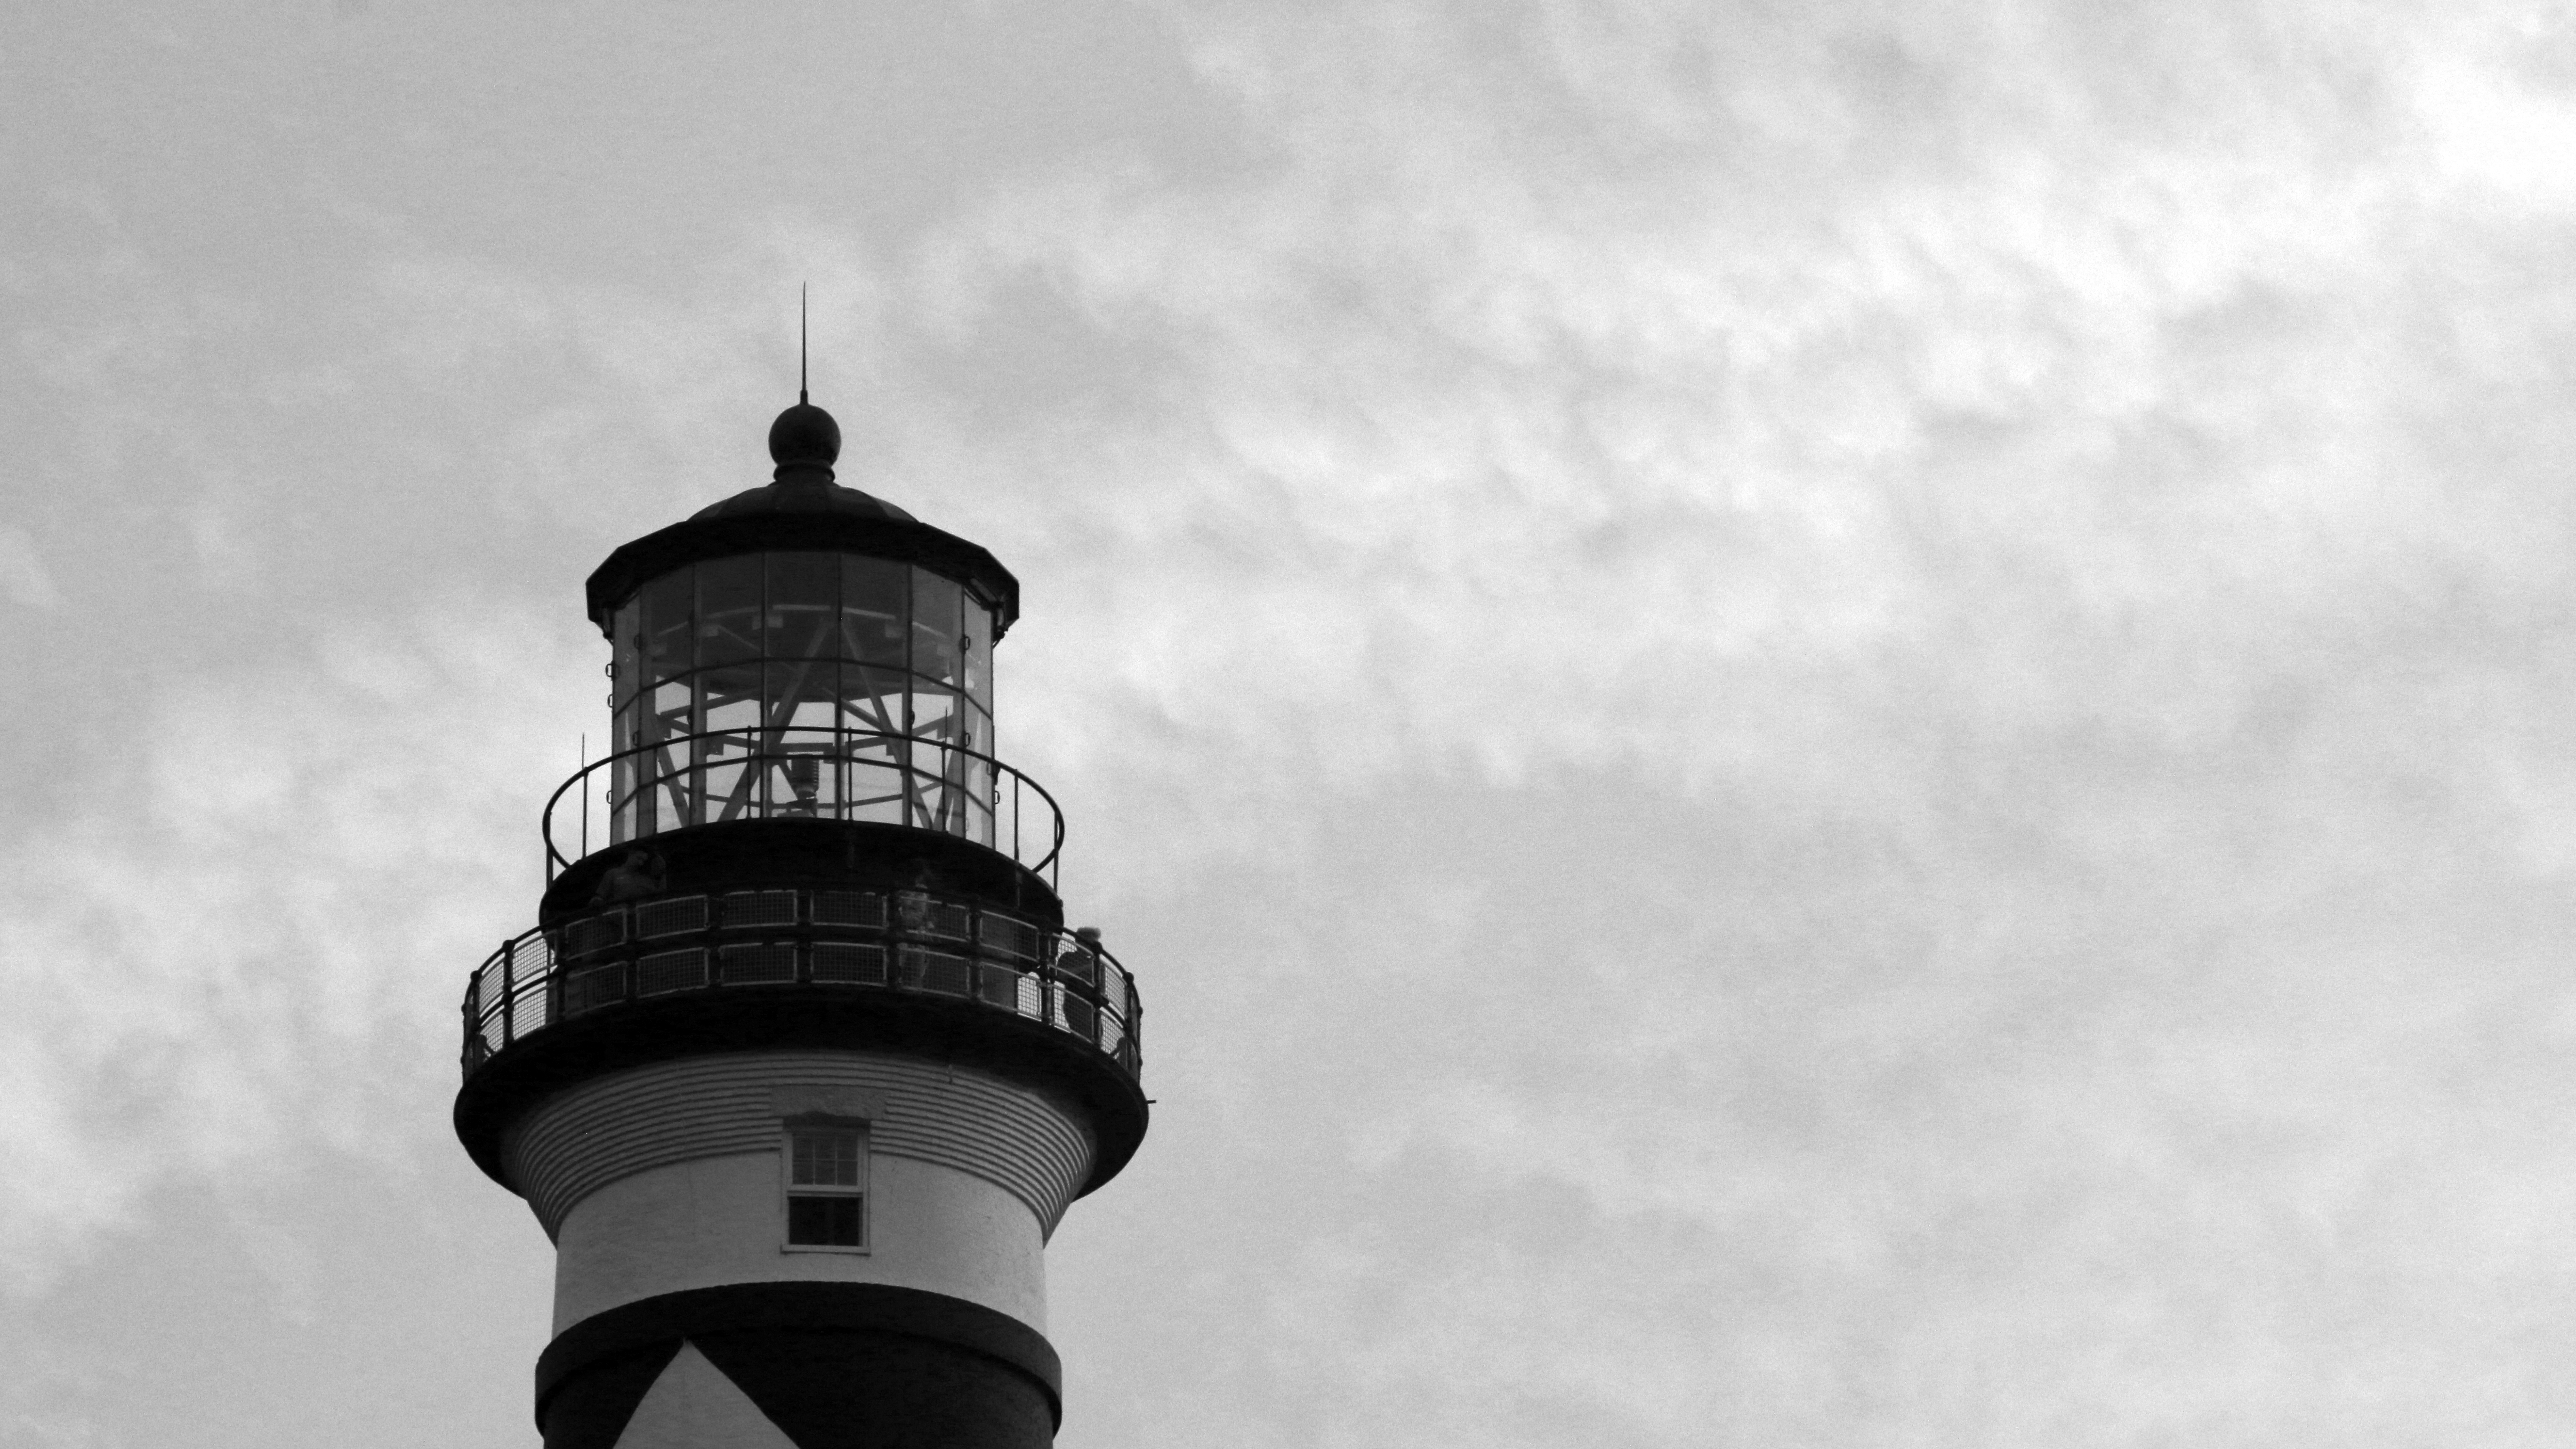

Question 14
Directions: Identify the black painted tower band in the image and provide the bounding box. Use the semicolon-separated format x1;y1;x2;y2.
537;1283;1060;1449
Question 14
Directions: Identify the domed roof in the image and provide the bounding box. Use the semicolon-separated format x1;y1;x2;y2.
689;482;918;524
688;399;918;523
585;394;1017;639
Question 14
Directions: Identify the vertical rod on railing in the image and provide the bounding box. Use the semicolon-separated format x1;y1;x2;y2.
501;939;517;1048
580;735;589;860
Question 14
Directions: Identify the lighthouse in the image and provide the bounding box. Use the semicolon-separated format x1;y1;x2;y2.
454;391;1148;1449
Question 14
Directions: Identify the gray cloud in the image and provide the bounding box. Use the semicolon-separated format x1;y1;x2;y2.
2;0;2574;1444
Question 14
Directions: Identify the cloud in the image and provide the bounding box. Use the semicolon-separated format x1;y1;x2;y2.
3;0;2575;1443
0;597;590;1294
0;526;63;611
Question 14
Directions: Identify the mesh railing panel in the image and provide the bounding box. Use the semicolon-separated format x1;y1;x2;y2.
566;963;625;1016
815;891;884;929
561;912;626;958
902;947;972;997
635;895;709;939
720;942;797;985
975;962;1021;1010
978;913;1043;962
724;891;798;929
811;941;887;985
636;948;708;997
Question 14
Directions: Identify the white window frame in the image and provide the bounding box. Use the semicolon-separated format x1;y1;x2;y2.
779;1119;870;1254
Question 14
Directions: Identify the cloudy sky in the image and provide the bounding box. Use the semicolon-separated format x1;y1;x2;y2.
6;0;2576;1444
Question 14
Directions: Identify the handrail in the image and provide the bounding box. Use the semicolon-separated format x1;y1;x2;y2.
458;887;1143;1083
541;725;1067;886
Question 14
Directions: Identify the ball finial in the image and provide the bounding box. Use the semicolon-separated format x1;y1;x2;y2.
768;399;841;483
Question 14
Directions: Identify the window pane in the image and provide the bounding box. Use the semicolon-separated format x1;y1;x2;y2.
911;570;961;686
698;662;762;733
836;665;907;739
695;555;762;668
766;661;837;817
766;553;839;660
787;1195;862;1247
650;679;693;741
612;601;641;713
641;568;693;691
611;601;643;845
906;685;966;835
963;596;993;721
790;1130;861;1184
837;667;910;826
909;683;959;741
766;659;838;733
840;557;907;665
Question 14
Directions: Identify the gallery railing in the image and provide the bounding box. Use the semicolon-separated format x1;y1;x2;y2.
543;726;1067;887
459;886;1141;1081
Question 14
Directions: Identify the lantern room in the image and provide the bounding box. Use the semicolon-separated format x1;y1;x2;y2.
539;397;1058;917
604;549;999;845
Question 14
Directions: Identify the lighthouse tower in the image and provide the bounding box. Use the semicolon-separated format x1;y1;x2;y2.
454;394;1148;1449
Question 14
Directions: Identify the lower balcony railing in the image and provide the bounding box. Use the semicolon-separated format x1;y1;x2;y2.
459;887;1141;1081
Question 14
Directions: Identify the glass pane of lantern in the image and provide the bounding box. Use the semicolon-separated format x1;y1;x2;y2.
837;664;906;740
696;555;762;668
837;666;909;825
908;682;959;742
766;553;838;660
767;659;839;732
699;728;756;824
767;660;838;817
650;678;692;742
840;557;907;665
965;752;995;846
962;595;993;723
612;601;641;714
910;569;961;686
907;684;967;836
641;568;693;691
701;669;761;734
609;603;641;845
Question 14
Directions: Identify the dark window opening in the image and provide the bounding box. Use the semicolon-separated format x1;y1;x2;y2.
787;1194;863;1247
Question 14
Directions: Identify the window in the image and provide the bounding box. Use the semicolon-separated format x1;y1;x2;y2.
783;1125;867;1250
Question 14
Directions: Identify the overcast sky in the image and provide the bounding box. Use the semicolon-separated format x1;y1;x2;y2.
5;1;2576;1445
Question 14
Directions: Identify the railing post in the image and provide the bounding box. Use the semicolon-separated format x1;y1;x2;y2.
462;968;481;1074
501;939;517;1047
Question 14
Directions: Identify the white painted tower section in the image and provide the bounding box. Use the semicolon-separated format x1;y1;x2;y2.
504;1049;1096;1335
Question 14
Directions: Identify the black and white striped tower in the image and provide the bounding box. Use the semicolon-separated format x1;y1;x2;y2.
455;394;1148;1449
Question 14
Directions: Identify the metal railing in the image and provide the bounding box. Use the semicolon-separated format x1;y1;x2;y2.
459;886;1141;1082
543;726;1067;888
